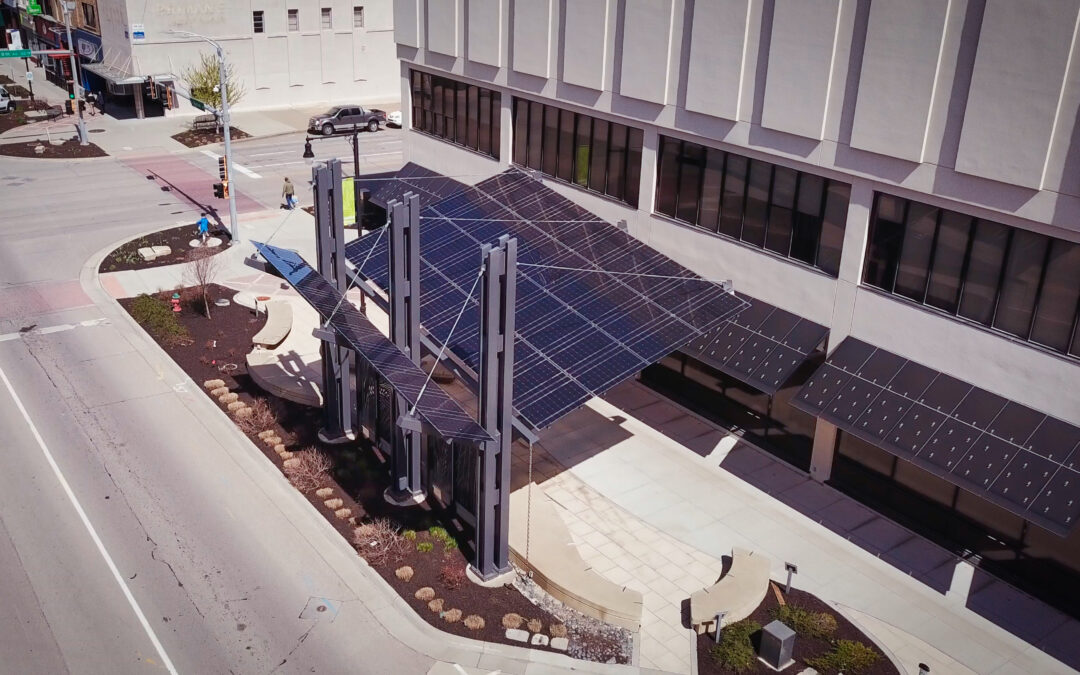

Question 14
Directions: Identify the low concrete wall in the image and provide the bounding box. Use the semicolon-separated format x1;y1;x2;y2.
509;483;643;632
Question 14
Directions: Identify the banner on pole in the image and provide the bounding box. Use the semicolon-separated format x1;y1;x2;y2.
342;177;355;223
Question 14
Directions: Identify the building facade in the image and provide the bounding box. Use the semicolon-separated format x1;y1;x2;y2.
9;0;401;118
390;0;1080;626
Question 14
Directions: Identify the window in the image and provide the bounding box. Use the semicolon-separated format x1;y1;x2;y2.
321;7;332;29
864;192;1080;358
511;97;644;207
252;10;264;33
81;2;96;30
409;70;500;160
353;6;364;28
288;8;299;31
654;134;850;276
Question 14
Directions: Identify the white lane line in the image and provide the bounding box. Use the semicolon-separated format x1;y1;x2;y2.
248;150;292;157
0;365;180;675
200;149;262;179
0;318;109;343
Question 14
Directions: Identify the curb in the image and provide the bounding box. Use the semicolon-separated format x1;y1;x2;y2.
81;232;658;675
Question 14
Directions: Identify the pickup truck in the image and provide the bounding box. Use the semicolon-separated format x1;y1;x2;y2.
308;105;387;135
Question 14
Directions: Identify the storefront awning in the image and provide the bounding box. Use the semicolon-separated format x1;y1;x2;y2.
81;62;174;86
682;297;828;395
793;337;1080;535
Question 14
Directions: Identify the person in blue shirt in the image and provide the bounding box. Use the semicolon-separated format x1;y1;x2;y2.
197;214;210;244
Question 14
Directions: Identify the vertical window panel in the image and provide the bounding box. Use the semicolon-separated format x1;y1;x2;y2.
655;136;680;217
589;118;609;193
742;160;771;247
817;181;849;277
557;108;575;181
606;123;627;201
527;100;543;170
478;88;491;155
765;166;797;255
994;230;1049;338
720;154;747;239
894;202;939;301
925;211;972;313
409;71;499;159
491;92;501;160
1030;240;1080;352
625;127;643;208
542;105;559;176
699;149;724;233
864;194;906;290
790;174;824;264
676;141;705;225
513;99;528;164
958;220;1010;325
455;82;467;143
466;86;480;150
573;114;592;187
444;85;456;142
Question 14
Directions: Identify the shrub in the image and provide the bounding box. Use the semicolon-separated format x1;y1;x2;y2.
427;598;444;613
282;457;300;469
283;448;332;493
233;407;252;420
334;508;352;520
502;613;523;630
218;392;239;404
226;401;246;412
403;530;417;541
211;387;230;397
395;566;414;582
772;604;837;639
414;587;435;601
442;537;459;553
428;526;450;542
550;624;567;638
527;618;543;633
315;487;334;499
203;379;225;390
131;294;189;344
438;564;467;590
806;640;880;674
417;542;434;553
353;519;409;566
463;615;485;631
258;430;275;440
235;398;277;435
709;619;760;673
443;608;462;623
324;498;344;510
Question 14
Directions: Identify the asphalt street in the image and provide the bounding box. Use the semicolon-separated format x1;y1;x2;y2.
0;129;441;674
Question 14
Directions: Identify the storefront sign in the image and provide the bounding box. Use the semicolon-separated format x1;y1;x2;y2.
74;28;101;61
131;23;145;41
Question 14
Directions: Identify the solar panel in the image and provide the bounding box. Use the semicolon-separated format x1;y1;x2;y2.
252;242;492;443
354;162;468;210
344;167;749;430
793;337;1080;535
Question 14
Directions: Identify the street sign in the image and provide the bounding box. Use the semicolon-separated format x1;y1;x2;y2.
190;98;206;111
0;49;31;58
27;2;42;16
25;71;33;81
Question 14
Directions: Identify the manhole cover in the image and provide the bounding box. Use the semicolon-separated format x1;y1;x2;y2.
89;128;105;134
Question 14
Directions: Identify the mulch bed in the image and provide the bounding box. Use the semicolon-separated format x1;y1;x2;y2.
696;584;899;675
0;99;50;134
119;286;627;664
171;126;252;148
0;137;107;158
100;223;232;273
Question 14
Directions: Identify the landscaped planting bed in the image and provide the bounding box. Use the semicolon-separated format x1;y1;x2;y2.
696;584;899;675
100;223;232;272
171;126;252;148
0;137;108;158
121;285;629;664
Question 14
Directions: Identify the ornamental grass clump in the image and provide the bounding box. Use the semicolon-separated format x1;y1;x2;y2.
427;598;444;613
395;566;414;582
414;587;435;602
442;608;462;623
709;619;760;673
502;613;523;630
417;542;434;553
463;615;485;631
549;623;567;638
526;618;543;633
806;640;880;674
772;604;838;639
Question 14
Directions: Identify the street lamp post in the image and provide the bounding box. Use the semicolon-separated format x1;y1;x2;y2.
168;29;239;243
60;1;88;145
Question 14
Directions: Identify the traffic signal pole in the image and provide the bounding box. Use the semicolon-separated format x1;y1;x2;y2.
60;2;88;146
217;46;238;243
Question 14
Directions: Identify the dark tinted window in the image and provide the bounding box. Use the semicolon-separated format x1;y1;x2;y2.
925;211;971;313
894;202;938;301
958;220;1009;325
541;105;559;176
409;70;499;159
527;100;543;170
994;229;1048;339
477;88;491;155
699;149;724;233
865;194;906;290
817;182;849;277
606;123;627;202
1030;240;1080;353
720;154;747;239
656;136;680;217
589;119;608;193
791;173;824;264
676;141;705;224
513;98;528;163
624;127;643;207
765;166;797;255
557;108;575;182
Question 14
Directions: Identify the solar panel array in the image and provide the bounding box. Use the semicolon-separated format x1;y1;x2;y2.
683;297;828;395
252;241;492;443
345;168;749;430
793;337;1080;535
355;162;468;209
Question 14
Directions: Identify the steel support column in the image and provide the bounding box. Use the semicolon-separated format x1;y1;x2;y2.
313;159;355;442
471;235;517;580
385;193;425;504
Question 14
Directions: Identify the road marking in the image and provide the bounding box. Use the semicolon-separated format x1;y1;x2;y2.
0;365;179;675
248;150;293;157
200;149;262;179
0;318;109;343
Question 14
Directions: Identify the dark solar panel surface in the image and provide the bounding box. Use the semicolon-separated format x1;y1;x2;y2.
355;162;468;209
684;296;828;395
344;168;749;430
252;242;492;443
792;337;1080;535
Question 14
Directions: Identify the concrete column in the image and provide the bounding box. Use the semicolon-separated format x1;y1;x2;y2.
133;84;145;119
499;88;512;169
809;179;874;481
635;125;660;224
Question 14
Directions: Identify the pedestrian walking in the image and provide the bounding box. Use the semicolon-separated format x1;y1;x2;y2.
197;214;210;245
282;177;296;209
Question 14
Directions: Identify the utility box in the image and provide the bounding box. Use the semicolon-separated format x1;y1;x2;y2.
759;620;795;670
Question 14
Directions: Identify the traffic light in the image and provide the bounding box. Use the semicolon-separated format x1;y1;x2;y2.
66;80;75;99
217;156;227;180
165;86;175;109
213;182;224;198
147;76;158;100
222;180;230;198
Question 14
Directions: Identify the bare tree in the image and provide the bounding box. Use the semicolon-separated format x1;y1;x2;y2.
184;247;223;319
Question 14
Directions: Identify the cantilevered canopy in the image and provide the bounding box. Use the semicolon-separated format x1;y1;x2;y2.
354;162;468;210
252;242;493;444
793;337;1080;535
345;167;750;431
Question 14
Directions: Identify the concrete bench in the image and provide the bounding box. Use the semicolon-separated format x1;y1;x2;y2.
192;114;218;131
509;483;643;631
691;547;772;635
252;300;292;348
